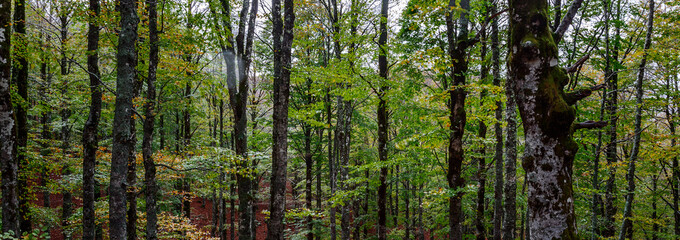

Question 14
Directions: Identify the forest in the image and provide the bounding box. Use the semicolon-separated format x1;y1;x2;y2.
0;0;678;238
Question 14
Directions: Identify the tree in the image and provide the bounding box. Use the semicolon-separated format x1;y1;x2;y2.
444;0;470;238
12;0;30;232
507;0;602;238
267;0;295;236
0;0;19;235
377;0;389;237
215;0;259;236
143;0;160;237
110;0;139;237
491;1;505;239
82;0;101;237
618;1;653;239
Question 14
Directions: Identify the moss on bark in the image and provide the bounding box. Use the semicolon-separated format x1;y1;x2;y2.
509;0;584;239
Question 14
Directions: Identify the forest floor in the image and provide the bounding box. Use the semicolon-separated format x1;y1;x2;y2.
34;177;288;240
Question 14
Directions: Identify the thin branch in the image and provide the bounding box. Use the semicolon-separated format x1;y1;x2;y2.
554;0;585;43
566;54;590;73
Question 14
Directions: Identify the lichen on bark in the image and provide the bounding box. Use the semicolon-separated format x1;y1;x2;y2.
509;0;587;239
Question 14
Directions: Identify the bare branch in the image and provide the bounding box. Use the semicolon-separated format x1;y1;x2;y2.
469;8;508;46
566;54;590;73
574;120;607;130
554;0;585;43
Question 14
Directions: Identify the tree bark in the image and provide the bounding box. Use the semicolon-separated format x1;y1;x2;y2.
82;0;101;237
143;0;160;237
216;0;258;236
12;0;30;232
592;92;607;239
508;0;587;238
59;12;73;239
671;77;680;239
305;126;313;240
475;15;489;240
377;0;389;237
444;0;470;238
267;0;294;235
503;65;517;240
0;0;19;234
491;2;504;238
336;98;352;240
603;0;621;236
618;1;653;239
110;0;139;236
503;4;518;233
652;174;658;240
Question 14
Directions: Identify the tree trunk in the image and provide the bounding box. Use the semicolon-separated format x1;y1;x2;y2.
0;0;19;234
618;1;653;238
327;88;337;240
377;0;389;237
476;16;489;240
305;127;314;240
652;174;658;240
110;0;139;236
491;2;504;238
503;41;518;240
592;92;606;239
143;0;160;237
82;0;101;237
444;0;470;238
127;47;142;240
267;0;294;235
603;0;621;236
336;98;352;240
216;0;259;236
508;0;590;238
404;180;411;240
12;0;30;232
60;13;73;239
671;80;680;240
39;33;52;210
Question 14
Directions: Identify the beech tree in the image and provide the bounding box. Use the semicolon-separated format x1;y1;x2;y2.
81;0;101;237
110;0;139;237
0;0;19;235
267;0;295;236
0;0;678;239
508;0;605;238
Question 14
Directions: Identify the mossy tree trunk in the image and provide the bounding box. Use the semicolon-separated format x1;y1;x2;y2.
0;0;19;234
12;0;30;232
508;0;596;238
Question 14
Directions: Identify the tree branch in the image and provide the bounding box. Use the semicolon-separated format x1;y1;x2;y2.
574;120;607;130
468;8;508;46
565;84;605;105
554;0;585;43
566;54;590;73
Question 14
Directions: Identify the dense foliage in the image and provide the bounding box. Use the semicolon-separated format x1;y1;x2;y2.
0;0;678;239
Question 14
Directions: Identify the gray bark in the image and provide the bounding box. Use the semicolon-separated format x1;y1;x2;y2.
143;0;160;237
508;0;589;238
82;0;101;237
266;0;295;235
0;0;19;234
109;0;139;237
